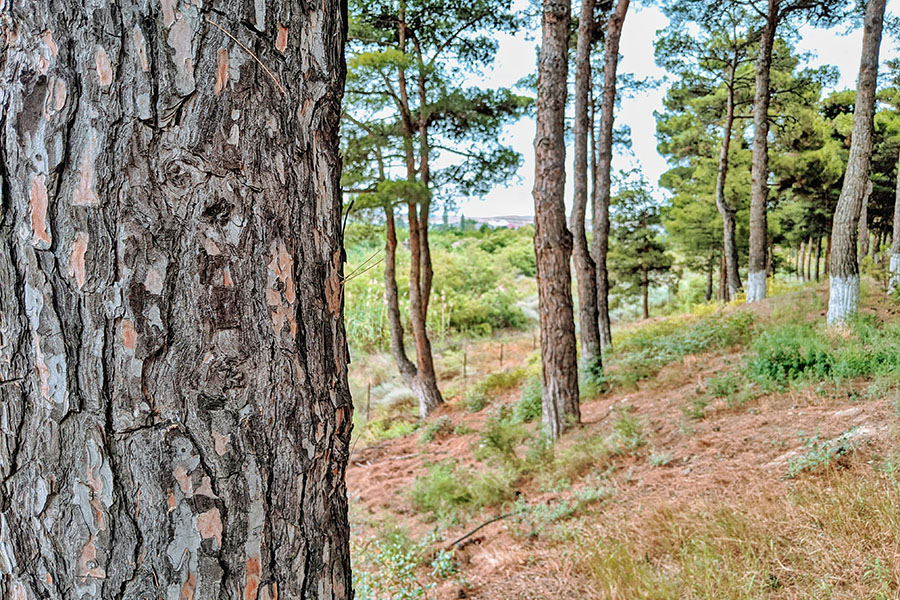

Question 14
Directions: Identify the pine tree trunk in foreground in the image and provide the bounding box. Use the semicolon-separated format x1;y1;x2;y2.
534;0;580;441
592;0;629;349
0;1;352;598
571;0;603;375
828;0;886;324
747;0;779;302
890;150;900;291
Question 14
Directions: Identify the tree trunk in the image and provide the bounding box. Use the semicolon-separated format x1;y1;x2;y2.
705;253;715;302
825;233;832;276
890;149;900;291
534;0;580;441
570;0;603;375
592;0;629;349
719;251;729;302
0;1;353;598
716;62;743;298
806;236;814;281
385;205;419;389
799;241;807;281
747;0;779;302
407;202;443;416
827;0;886;324
815;236;822;281
859;179;872;263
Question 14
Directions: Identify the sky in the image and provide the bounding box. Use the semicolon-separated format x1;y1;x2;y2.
454;3;900;218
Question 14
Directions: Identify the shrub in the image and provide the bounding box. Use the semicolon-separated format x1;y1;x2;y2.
419;416;454;444
465;367;527;413
514;376;543;423
747;325;833;385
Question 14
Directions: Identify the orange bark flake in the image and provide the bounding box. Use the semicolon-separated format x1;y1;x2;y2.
167;489;177;512
69;232;88;289
121;319;137;350
42;30;58;57
275;25;289;53
72;133;99;206
197;508;223;548
133;27;150;72
76;536;107;579
244;556;261;600
180;572;197;600
95;47;113;86
30;174;51;247
215;48;229;95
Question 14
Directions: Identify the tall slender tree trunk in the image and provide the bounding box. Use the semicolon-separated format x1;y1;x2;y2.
571;0;603;375
534;0;580;441
815;236;823;281
827;0;886;324
825;232;832;276
0;1;353;597
385;205;419;388
859;179;872;263
716;62;743;297
719;251;729;301
747;0;779;302
392;8;442;416
705;253;715;302
592;0;629;348
799;241;807;281
890;149;900;290
807;236;814;281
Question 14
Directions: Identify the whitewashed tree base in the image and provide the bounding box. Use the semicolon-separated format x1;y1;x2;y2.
827;274;860;325
746;271;767;302
890;254;900;292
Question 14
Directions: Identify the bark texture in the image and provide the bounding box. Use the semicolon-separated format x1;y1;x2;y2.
827;0;886;324
591;0;628;349
859;179;872;263
746;0;779;302
0;1;353;598
716;61;743;299
534;0;580;441
570;0;602;374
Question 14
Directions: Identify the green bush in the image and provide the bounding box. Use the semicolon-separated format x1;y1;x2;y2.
747;325;833;384
475;405;527;464
465;367;527;413
608;311;754;386
514;376;543;423
409;462;473;519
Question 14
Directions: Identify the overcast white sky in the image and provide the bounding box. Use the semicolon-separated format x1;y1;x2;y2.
454;3;900;218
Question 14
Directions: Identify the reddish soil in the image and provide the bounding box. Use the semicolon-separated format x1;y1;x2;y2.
347;289;900;599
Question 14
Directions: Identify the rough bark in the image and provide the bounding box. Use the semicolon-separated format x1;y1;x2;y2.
384;205;418;387
890;150;900;291
747;0;779;302
0;1;353;598
534;0;580;441
859;179;872;263
591;0;629;349
827;0;886;324
570;0;602;375
716;61;743;298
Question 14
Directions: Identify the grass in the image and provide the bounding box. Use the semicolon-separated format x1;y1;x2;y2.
465;367;528;412
568;471;900;599
607;310;754;387
747;315;900;388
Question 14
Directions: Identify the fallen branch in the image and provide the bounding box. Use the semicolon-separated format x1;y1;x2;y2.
444;511;519;550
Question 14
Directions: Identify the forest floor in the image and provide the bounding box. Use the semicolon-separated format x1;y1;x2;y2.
346;281;900;599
